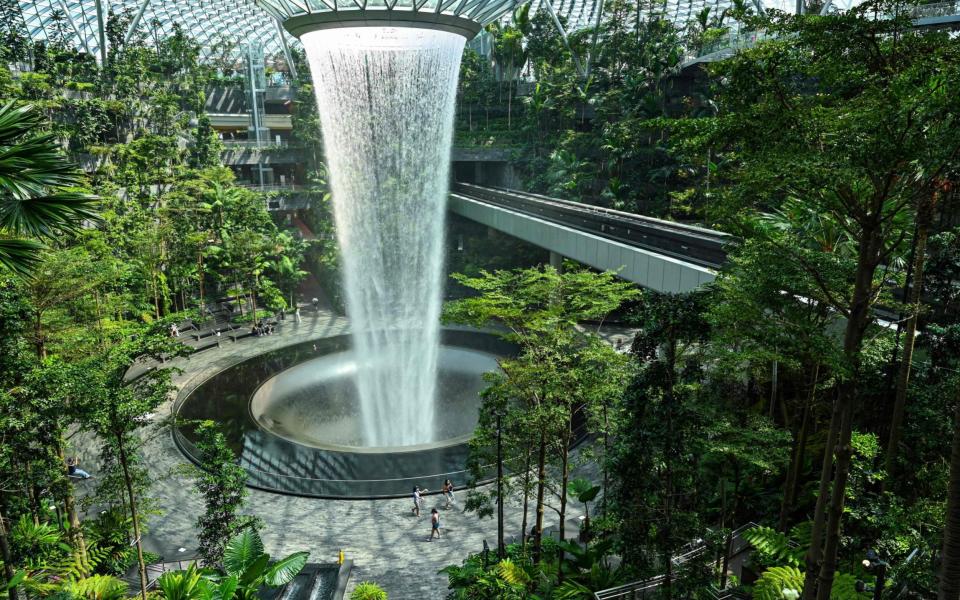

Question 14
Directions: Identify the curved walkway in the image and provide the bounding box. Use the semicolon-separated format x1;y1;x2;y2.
75;308;600;599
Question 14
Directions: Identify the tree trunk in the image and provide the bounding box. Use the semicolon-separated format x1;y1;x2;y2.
938;397;960;600
251;274;259;320
116;433;148;600
57;442;87;564
0;502;19;600
602;402;610;516
801;388;842;600
151;270;160;319
198;247;205;313
779;364;817;531
533;431;547;564
521;450;531;551
812;229;881;600
235;275;243;318
720;469;741;590
662;337;677;600
557;407;573;583
815;388;856;600
884;192;934;485
507;73;512;130
34;312;45;360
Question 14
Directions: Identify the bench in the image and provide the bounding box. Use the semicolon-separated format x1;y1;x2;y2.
191;329;217;342
191;337;222;354
228;328;252;342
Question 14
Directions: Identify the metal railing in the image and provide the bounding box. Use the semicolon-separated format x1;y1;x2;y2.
594;522;759;600
688;30;774;61
238;183;306;193
686;3;960;62
908;0;960;18
221;139;290;149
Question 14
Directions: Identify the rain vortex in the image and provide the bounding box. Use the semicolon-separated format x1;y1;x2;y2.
302;27;465;447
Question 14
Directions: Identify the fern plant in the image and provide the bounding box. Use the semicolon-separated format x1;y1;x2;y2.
743;526;804;568
744;525;870;599
752;565;804;600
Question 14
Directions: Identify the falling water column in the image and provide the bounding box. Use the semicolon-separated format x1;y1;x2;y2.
301;28;465;447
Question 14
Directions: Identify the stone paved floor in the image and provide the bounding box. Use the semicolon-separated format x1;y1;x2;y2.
72;308;631;599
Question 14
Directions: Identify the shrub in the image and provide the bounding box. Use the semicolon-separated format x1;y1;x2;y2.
350;581;387;600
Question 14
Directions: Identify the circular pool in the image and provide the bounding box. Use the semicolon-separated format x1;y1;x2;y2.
250;346;498;452
173;329;510;498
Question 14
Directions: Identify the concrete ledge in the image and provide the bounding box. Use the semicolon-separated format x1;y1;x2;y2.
334;559;353;600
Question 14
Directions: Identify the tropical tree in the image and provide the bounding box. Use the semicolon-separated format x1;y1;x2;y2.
444;266;638;564
84;326;185;599
662;4;960;597
190;420;257;569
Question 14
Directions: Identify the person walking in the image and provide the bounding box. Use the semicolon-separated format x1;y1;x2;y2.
429;508;441;541
442;479;455;509
295;306;301;324
412;486;423;517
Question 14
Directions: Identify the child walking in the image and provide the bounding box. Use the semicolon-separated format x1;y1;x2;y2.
443;479;456;509
412;486;424;517
429;508;441;541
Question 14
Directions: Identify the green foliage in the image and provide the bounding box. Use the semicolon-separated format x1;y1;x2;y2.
743;526;804;568
192;420;255;569
60;574;129;600
0;102;99;275
350;582;387;600
220;528;308;600
752;565;804;600
157;563;205;600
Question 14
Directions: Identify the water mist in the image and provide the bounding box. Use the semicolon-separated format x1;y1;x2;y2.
302;27;465;447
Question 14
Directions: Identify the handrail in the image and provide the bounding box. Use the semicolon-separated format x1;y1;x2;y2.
593;522;760;600
687;3;960;62
908;0;960;18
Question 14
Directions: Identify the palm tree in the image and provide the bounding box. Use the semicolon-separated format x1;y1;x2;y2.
0;102;99;276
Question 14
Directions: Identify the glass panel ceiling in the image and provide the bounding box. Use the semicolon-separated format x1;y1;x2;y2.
17;0;298;60
15;0;870;63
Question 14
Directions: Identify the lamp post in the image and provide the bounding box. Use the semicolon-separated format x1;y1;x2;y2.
496;408;505;558
855;549;888;600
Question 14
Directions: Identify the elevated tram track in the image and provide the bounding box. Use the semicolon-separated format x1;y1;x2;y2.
451;182;732;271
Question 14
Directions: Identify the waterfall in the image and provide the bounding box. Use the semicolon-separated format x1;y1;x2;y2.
302;27;465;447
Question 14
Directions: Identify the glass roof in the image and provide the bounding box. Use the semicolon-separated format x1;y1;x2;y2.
15;0;875;64
18;0;298;60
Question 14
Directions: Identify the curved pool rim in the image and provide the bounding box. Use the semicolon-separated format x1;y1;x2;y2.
172;328;512;499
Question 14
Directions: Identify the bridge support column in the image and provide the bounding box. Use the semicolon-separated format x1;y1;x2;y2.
549;251;564;273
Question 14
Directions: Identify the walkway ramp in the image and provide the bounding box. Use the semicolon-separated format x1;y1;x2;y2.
449;183;731;293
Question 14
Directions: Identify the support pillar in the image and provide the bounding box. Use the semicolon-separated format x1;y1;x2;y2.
549;251;564;273
93;0;107;65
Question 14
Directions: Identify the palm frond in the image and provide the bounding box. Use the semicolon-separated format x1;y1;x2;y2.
0;103;86;197
0;236;43;276
0;191;99;238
